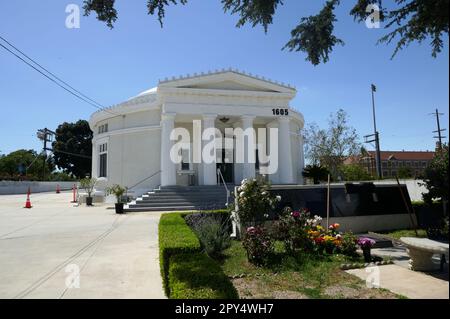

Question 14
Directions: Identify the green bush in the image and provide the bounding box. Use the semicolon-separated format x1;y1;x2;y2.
168;253;238;299
184;213;231;258
159;213;201;296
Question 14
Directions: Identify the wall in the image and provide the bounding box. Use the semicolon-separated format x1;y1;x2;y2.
328;214;416;233
0;181;77;195
373;179;427;202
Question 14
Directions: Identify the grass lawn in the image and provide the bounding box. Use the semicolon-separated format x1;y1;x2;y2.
379;229;427;240
220;241;403;299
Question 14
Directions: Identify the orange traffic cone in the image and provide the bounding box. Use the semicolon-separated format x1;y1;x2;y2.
56;184;60;194
24;187;32;209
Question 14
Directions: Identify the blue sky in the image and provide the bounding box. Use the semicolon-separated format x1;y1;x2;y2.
0;0;448;155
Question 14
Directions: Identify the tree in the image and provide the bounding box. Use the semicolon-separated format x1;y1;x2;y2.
397;166;413;179
302;164;329;184
422;144;448;206
340;163;373;181
52;120;93;178
304;109;360;179
0;149;54;180
83;0;449;65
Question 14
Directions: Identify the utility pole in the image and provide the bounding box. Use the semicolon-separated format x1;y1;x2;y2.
364;84;382;179
37;128;55;180
429;109;446;150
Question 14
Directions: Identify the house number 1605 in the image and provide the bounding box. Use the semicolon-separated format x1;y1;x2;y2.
272;108;289;116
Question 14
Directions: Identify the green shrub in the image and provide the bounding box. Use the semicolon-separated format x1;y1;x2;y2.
169;253;238;299
242;225;274;266
159;213;201;296
339;232;358;257
184;213;231;258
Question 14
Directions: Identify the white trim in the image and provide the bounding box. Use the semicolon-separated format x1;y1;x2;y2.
93;125;161;142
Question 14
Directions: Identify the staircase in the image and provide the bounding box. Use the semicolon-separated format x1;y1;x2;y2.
124;185;233;212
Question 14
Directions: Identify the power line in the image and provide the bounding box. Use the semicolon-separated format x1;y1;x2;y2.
0;35;105;109
0;36;119;116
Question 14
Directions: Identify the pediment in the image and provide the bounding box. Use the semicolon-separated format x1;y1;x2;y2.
158;70;296;95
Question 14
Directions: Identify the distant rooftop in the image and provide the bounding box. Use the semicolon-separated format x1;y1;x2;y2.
367;150;435;161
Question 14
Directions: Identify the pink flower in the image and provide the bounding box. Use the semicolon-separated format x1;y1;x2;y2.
291;211;300;218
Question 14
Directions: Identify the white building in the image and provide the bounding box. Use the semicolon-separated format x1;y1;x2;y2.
89;69;305;197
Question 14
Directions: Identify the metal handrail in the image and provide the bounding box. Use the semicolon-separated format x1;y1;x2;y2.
217;168;230;206
127;170;161;191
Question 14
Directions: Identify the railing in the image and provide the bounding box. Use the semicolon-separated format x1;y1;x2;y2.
216;168;230;206
127;170;162;193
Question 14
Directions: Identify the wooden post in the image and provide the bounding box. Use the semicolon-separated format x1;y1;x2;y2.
326;174;330;228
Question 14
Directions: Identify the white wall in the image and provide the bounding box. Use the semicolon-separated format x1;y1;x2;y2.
0;181;77;195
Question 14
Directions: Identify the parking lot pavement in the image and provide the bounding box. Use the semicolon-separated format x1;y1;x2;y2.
0;192;166;299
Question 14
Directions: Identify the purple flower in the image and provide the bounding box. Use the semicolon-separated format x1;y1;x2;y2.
357;237;376;248
291;211;300;218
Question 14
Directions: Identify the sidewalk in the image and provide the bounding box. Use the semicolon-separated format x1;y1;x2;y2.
346;264;449;299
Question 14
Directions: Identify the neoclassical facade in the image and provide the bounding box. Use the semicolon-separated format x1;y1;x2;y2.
89;69;305;196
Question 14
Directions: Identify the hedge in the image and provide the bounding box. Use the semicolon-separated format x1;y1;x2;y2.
159;213;201;296
168;253;238;299
159;211;237;299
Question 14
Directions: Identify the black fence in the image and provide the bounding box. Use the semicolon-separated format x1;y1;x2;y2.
269;183;413;218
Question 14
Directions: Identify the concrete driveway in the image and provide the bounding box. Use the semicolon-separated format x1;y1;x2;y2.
0;192;165;299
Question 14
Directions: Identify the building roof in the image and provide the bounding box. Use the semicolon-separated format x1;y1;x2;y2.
367;151;435;161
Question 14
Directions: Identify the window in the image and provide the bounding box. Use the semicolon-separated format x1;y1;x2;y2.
421;161;427;167
99;143;107;177
98;123;108;134
382;162;387;168
255;149;260;170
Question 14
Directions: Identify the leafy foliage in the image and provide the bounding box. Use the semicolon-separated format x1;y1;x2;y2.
302;164;329;184
83;0;117;28
0;149;54;180
242;225;274;265
80;177;97;196
106;184;127;203
83;0;448;64
340;163;374;181
235;177;280;223
304;109;361;179
283;0;344;65
185;213;232;258
222;0;283;32
397;166;413;179
52;120;93;179
422;144;449;204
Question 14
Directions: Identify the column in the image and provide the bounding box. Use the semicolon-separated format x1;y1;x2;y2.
278;117;294;184
160;112;177;186
91;141;97;178
298;131;305;184
241;115;256;180
202;114;217;185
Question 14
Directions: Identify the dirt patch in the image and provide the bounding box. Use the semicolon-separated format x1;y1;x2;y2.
324;284;398;299
272;290;309;299
232;277;308;299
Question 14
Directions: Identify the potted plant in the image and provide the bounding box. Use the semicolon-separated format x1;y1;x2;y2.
106;184;127;214
357;237;376;262
80;177;97;206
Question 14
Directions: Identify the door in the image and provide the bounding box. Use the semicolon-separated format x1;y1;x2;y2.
217;148;233;183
